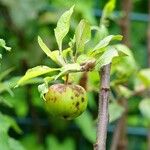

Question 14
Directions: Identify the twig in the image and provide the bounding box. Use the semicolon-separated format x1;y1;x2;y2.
94;64;111;150
65;74;69;85
79;72;88;90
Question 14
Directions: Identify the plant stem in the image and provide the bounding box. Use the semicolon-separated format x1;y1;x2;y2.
94;64;111;150
65;74;69;85
119;0;132;46
79;72;88;90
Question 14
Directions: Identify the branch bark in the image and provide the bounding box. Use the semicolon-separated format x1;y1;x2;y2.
94;64;111;150
119;0;132;46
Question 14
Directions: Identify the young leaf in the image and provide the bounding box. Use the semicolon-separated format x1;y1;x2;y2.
38;36;74;65
44;76;56;84
95;47;118;70
54;6;74;50
38;36;62;65
55;63;81;80
16;66;59;87
101;0;116;25
114;44;131;56
62;48;73;63
76;54;93;64
0;39;11;51
38;83;48;100
91;25;108;42
90;35;122;56
75;19;91;53
38;36;52;56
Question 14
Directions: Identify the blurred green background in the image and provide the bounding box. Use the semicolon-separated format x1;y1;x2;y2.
0;0;150;150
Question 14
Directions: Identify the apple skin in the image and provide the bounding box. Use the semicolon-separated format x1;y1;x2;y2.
44;83;87;120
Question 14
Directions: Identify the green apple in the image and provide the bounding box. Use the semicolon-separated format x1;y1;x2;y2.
44;83;87;120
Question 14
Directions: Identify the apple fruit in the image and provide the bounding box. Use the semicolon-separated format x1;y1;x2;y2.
44;83;87;120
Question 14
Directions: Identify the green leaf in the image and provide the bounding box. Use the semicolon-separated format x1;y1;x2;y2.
0;39;11;51
0;113;22;134
0;132;25;150
0;39;11;64
0;82;13;96
54;6;74;50
117;85;132;99
90;35;122;56
76;54;93;64
95;47;118;70
0;67;14;81
114;44;131;56
109;101;124;123
38;36;62;65
55;63;81;80
0;96;13;107
38;36;51;57
139;99;150;120
75;19;91;53
75;111;96;143
138;69;150;88
44;76;56;84
0;131;10;150
68;36;75;50
9;137;25;150
38;37;74;65
4;87;28;117
92;25;108;42
16;66;59;87
46;135;75;150
21;133;44;150
38;83;48;100
101;0;116;25
111;45;137;80
51;48;73;65
62;48;74;63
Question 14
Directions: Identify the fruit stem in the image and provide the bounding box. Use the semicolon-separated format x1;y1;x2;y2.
65;74;69;85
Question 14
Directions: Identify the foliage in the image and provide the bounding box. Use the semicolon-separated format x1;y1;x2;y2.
0;39;25;149
0;0;150;149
